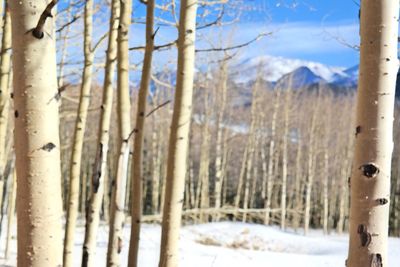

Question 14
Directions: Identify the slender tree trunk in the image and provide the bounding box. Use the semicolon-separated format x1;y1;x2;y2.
347;1;398;265
281;88;290;230
234;145;248;219
198;86;210;222
322;95;331;235
213;61;228;221
158;1;198;266
5;164;15;259
81;0;120;265
10;1;63;265
304;93;320;235
264;87;281;225
63;1;94;265
0;1;11;218
151;114;160;213
127;0;155;265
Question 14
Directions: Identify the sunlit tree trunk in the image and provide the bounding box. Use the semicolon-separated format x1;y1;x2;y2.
158;1;198;266
0;1;11;216
5;164;15;259
82;0;120;265
63;1;94;265
198;85;210;222
127;0;155;265
264;87;281;225
213;60;228;221
347;1;399;265
10;1;63;265
304;92;320;235
322;93;331;234
280;87;291;230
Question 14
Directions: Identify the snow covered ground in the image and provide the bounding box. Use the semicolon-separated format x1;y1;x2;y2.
1;222;400;266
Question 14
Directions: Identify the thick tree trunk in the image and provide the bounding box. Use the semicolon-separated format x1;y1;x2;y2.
127;0;155;265
158;1;198;266
10;1;63;266
63;1;94;265
347;1;399;266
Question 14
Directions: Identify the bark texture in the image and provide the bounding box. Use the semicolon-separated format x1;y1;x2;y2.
10;1;63;265
82;0;120;265
106;0;132;265
347;1;399;266
128;0;155;265
63;1;94;265
158;1;198;266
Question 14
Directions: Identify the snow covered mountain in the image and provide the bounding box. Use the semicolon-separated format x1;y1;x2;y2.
232;55;358;88
275;66;324;89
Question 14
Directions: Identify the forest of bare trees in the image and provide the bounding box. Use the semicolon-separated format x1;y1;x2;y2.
0;0;398;266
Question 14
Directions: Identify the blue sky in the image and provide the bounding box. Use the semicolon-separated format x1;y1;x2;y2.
236;0;360;67
57;0;361;80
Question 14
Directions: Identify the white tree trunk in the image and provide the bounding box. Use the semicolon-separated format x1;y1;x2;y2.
63;1;94;265
158;1;198;266
10;1;63;265
127;0;155;265
347;1;399;266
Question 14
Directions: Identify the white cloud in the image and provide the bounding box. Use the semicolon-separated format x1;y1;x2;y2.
225;21;359;60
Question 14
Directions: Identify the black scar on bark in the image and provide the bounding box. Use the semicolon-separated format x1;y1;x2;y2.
376;198;388;205
371;253;383;267
41;142;56;152
357;224;371;247
355;126;361;136
359;163;379;178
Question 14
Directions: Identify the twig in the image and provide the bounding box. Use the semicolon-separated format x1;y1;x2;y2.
125;100;171;141
129;40;177;51
195;32;272;52
146;100;171;118
32;0;58;39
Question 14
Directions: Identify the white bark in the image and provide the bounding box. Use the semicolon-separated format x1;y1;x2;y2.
347;1;399;266
158;1;198;266
10;1;63;265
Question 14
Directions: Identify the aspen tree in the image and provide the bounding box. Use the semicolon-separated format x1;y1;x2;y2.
63;1;94;265
126;0;155;265
0;1;11;215
304;92;320;235
106;0;132;264
5;165;15;259
151;111;161;213
213;60;228;221
280;86;291;230
264;87;281;225
242;78;260;222
10;0;63;266
82;0;120;265
158;0;198;266
347;0;399;265
322;93;331;234
198;83;211;222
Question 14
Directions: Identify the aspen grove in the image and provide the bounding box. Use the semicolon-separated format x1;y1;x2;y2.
0;0;399;266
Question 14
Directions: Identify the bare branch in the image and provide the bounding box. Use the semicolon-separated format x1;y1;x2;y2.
57;14;82;33
32;0;58;39
146;100;171;118
195;32;271;53
91;32;108;52
129;40;177;51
